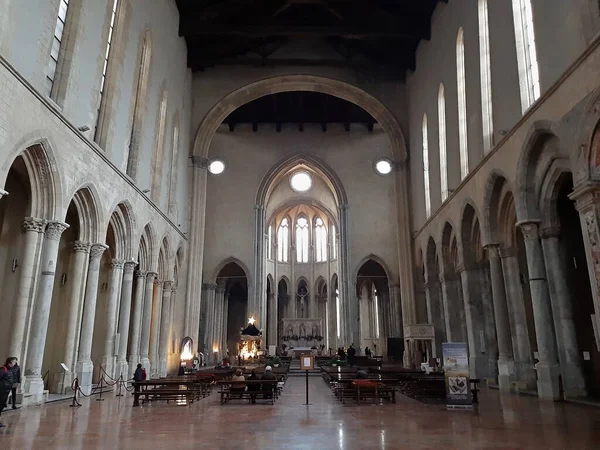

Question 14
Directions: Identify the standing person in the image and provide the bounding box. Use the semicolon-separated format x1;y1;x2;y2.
347;344;356;366
133;364;145;395
8;358;20;409
0;357;17;428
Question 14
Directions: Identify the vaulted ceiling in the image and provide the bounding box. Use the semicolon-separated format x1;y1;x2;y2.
175;0;448;78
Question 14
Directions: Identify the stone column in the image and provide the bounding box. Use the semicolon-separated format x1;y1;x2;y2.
202;283;216;353
499;247;536;390
23;221;69;403
268;292;277;347
101;259;124;379
389;283;402;338
516;220;561;400
479;263;499;382
222;293;229;356
424;278;444;357
459;264;488;379
214;283;226;359
159;281;173;376
115;261;137;378
127;270;146;377
149;279;163;376
540;227;587;398
8;217;45;360
139;271;157;371
60;241;90;392
76;244;108;394
485;244;516;392
439;272;457;341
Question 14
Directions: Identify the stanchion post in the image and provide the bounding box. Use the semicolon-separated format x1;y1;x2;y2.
305;369;309;405
96;375;105;401
116;374;124;397
70;378;82;407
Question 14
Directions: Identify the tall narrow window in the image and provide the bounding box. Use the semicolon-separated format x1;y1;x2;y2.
423;115;431;218
457;28;469;179
267;225;273;260
331;224;337;259
478;0;493;152
94;0;120;142
46;0;70;98
373;287;380;339
150;90;168;203
336;288;340;339
512;0;540;112
277;218;289;262
296;217;309;263
167;120;179;216
438;84;448;202
315;218;327;262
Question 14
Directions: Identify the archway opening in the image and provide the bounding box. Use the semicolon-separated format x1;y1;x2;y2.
216;262;248;358
356;259;388;358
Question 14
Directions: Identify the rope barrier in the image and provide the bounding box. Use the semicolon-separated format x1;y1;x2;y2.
69;378;81;407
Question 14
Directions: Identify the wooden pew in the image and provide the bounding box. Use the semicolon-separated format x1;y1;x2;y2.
132;379;203;406
217;380;279;405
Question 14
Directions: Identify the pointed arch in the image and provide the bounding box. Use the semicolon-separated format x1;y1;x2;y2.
482;170;515;245
460;202;484;266
67;184;102;243
352;254;393;285
211;257;251;283
107;201;136;260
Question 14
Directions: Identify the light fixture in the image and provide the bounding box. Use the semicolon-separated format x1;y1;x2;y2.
142;189;150;194
78;125;90;132
248;317;256;325
374;158;393;175
208;158;226;175
290;170;312;192
11;258;18;272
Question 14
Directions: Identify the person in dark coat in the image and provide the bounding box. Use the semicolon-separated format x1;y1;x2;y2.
347;344;356;366
133;364;145;394
7;359;20;410
246;369;260;403
0;357;17;428
261;366;277;399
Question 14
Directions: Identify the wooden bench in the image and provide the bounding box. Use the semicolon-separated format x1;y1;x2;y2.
132;379;203;406
218;380;279;405
331;380;396;405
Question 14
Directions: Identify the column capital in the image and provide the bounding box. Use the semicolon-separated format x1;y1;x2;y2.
539;227;561;239
203;283;217;290
135;270;147;278
123;260;138;274
190;155;209;169
498;247;518;259
171;287;177;294
22;217;46;233
72;241;90;253
146;271;158;281
110;259;125;270
154;278;163;287
569;180;600;211
89;243;108;260
45;221;69;241
163;280;174;290
484;243;501;258
516;220;541;240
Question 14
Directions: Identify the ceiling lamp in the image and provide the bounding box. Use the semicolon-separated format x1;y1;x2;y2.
374;158;393;175
208;158;226;175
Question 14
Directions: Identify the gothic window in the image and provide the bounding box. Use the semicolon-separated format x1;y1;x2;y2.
478;0;494;152
296;216;309;263
336;288;340;338
150;89;168;203
331;223;337;260
457;28;469;180
46;0;70;98
277;218;289;262
438;84;448;202
94;0;120;143
315;217;327;262
267;224;273;260
512;0;540;112
167;115;180;215
422;114;431;218
373;286;380;339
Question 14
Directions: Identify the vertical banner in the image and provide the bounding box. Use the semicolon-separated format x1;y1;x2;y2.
442;342;471;408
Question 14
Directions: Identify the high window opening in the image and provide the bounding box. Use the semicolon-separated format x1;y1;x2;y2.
267;225;273;260
423;114;431;218
331;224;337;260
478;0;493;152
277;218;289;262
457;28;469;179
296;216;309;263
315;217;327;262
512;0;540;112
374;287;380;339
335;287;340;339
46;0;70;98
438;84;448;202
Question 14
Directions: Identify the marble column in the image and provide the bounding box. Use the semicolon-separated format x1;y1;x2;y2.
76;244;108;395
101;259;124;379
459;264;488;379
222;293;229;356
479;263;499;382
540;227;587;398
149;279;163;376
268;292;277;347
424;277;444;357
216;284;227;360
159;281;173;376
516;220;561;400
127;270;146;377
486;244;516;392
499;247;536;390
23;221;69;403
8;217;45;361
139;271;157;371
116;261;137;378
60;241;90;392
202;283;216;354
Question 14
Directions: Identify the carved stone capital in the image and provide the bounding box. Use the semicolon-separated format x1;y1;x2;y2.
123;260;138;274
154;279;163;287
146;271;158;281
163;280;174;290
22;217;45;233
203;283;217;290
135;270;147;278
72;241;90;254
110;259;125;270
539;227;561;239
45;221;69;241
89;243;108;260
190;155;209;169
569;180;600;212
516;220;540;240
484;243;500;259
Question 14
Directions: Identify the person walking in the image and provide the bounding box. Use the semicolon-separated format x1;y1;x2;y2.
133;364;145;395
0;357;17;428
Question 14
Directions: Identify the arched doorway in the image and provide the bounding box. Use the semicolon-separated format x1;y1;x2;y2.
356;259;389;358
277;278;289;349
215;262;248;360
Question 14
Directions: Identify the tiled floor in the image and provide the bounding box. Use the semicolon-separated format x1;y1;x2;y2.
1;377;599;449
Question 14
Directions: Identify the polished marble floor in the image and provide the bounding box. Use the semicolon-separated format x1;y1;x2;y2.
1;376;599;449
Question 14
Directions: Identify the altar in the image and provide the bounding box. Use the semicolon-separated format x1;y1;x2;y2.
280;318;323;350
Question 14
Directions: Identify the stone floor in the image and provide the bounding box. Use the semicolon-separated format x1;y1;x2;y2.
1;376;599;449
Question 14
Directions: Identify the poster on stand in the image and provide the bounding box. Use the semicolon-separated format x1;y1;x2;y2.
442;342;472;409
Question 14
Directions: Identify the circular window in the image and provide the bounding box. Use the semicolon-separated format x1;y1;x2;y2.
374;158;393;175
208;159;226;175
290;171;312;192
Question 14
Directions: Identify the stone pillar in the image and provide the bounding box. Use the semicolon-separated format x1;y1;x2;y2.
439;272;464;342
424;277;444;357
60;241;90;392
202;283;217;354
101;259;124;379
540;227;587;398
268;292;277;347
389;283;402;337
116;261;137;378
222;293;229;357
459;264;488;379
213;283;226;359
499;247;536;390
23;221;69;403
8;217;45;361
139;271;157;371
149;279;163;376
76;244;108;395
159;281;173;376
127;270;146;377
516;220;561;400
479;263;499;382
486;244;516;392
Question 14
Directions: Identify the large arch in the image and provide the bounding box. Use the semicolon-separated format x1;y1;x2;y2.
66;185;102;244
211;256;252;285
